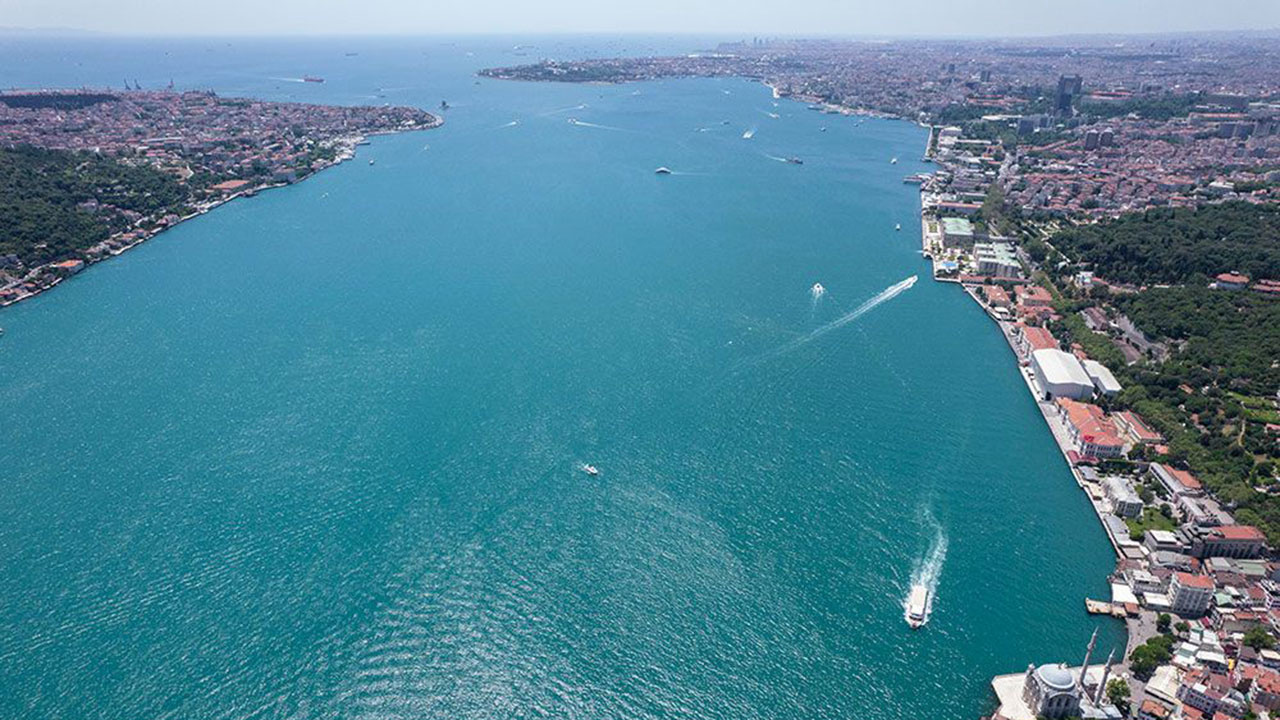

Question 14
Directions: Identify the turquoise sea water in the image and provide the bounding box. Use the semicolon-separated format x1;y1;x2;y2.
0;37;1123;719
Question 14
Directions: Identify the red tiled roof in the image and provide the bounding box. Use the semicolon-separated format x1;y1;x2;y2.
1175;571;1215;590
1018;323;1059;352
1216;525;1267;542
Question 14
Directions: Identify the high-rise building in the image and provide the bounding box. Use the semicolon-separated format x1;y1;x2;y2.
1056;75;1083;113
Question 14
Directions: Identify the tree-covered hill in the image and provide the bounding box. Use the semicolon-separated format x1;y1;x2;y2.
0;145;190;268
1051;202;1280;285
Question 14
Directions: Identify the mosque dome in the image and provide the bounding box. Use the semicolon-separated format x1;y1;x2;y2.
1035;664;1076;692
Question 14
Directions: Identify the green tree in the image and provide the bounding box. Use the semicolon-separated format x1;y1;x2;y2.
1244;626;1276;650
1106;678;1131;713
1156;613;1171;633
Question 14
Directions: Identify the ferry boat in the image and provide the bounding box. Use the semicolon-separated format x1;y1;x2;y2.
905;584;932;628
582;464;600;476
303;76;325;83
654;167;673;175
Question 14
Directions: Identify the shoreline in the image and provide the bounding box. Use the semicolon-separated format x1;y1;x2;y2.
0;123;438;313
911;128;1146;713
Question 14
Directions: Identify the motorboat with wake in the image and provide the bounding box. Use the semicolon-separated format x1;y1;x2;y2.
905;583;932;629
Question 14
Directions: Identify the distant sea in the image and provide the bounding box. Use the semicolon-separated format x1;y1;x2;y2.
0;36;1124;719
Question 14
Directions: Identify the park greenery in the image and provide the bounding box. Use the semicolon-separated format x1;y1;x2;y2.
1038;202;1280;542
1129;633;1175;678
1049;202;1280;285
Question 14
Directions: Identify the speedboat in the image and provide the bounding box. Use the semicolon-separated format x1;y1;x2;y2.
905;583;932;629
786;157;803;165
583;464;600;476
655;167;673;175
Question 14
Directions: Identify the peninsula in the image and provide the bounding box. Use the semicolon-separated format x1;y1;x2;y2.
0;89;440;306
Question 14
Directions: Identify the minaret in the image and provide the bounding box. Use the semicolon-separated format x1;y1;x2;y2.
1078;627;1098;690
1094;649;1115;705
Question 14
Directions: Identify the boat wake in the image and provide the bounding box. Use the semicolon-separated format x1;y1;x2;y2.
542;103;588;116
903;510;948;625
496;119;520;129
269;76;306;83
567;119;624;131
809;282;826;313
755;275;916;362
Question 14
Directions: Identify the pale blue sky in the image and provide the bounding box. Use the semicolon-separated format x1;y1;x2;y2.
2;0;1278;37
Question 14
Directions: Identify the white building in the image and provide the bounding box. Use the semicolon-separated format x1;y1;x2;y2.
1104;477;1143;518
1083;360;1122;397
1031;349;1095;400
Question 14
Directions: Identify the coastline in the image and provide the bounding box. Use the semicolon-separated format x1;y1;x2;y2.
0;122;439;312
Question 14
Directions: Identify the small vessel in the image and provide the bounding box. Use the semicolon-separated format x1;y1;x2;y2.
582;464;600;476
890;157;898;164
742;128;755;139
440;100;449;110
567;117;579;125
895;223;902;231
303;76;325;83
820;127;827;132
655;167;673;175
368;159;376;165
786;157;803;165
905;584;932;628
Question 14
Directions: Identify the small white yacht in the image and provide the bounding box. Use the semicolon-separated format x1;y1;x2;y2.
905;584;932;629
582;464;600;476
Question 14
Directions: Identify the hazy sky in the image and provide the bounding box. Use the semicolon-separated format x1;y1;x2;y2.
3;0;1279;37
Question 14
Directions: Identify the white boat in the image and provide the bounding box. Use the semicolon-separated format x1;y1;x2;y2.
890;157;899;164
655;167;673;175
582;464;599;476
895;223;902;231
905;583;932;628
368;159;375;165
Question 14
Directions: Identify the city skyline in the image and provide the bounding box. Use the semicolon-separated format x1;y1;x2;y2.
2;0;1280;38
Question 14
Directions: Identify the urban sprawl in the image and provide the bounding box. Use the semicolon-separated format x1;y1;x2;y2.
0;89;438;305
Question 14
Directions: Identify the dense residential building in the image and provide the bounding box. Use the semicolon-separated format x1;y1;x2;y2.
1169;572;1216;617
